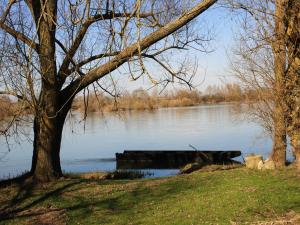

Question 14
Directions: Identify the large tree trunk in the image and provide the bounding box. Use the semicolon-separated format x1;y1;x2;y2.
270;0;287;168
30;108;68;182
285;0;300;171
30;92;71;182
271;114;287;167
28;0;64;182
31;116;63;181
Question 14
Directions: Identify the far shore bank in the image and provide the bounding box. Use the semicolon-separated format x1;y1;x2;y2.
72;85;259;113
0;84;261;119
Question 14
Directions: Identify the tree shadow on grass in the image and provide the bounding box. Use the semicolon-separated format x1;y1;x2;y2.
0;177;83;221
0;176;189;224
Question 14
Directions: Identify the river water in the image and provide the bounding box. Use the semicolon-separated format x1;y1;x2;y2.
0;104;292;179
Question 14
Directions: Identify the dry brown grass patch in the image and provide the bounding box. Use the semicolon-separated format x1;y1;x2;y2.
19;207;67;225
231;211;300;225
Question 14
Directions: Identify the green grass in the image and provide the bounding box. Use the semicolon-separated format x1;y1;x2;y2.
0;168;299;225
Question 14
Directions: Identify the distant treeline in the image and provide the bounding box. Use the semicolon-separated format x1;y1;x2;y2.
0;96;32;120
0;96;18;120
73;83;261;113
0;83;263;119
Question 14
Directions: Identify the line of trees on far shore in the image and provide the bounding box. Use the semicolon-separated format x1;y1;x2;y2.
0;83;267;120
71;83;264;113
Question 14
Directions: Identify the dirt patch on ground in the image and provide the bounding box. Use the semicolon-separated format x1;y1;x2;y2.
18;207;67;225
231;210;300;225
182;163;243;174
144;178;170;187
70;172;108;180
199;164;244;172
62;177;171;199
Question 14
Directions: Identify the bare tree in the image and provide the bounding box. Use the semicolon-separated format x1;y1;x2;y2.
227;0;288;167
0;0;217;182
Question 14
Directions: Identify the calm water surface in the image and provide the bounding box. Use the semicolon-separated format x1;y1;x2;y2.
0;104;291;179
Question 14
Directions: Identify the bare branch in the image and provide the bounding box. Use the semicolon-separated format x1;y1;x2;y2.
0;0;16;23
63;0;217;97
0;23;39;51
58;11;156;79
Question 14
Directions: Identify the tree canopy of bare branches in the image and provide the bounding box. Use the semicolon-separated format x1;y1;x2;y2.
0;0;217;182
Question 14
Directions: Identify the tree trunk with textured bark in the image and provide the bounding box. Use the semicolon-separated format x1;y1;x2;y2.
270;0;287;168
30;96;70;182
285;0;300;170
271;116;287;167
28;0;66;181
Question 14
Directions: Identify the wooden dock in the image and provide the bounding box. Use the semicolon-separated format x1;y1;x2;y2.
116;150;241;169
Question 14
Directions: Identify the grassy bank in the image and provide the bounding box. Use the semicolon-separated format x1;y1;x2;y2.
0;168;299;225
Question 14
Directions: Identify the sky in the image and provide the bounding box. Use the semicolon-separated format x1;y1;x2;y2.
109;3;239;94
